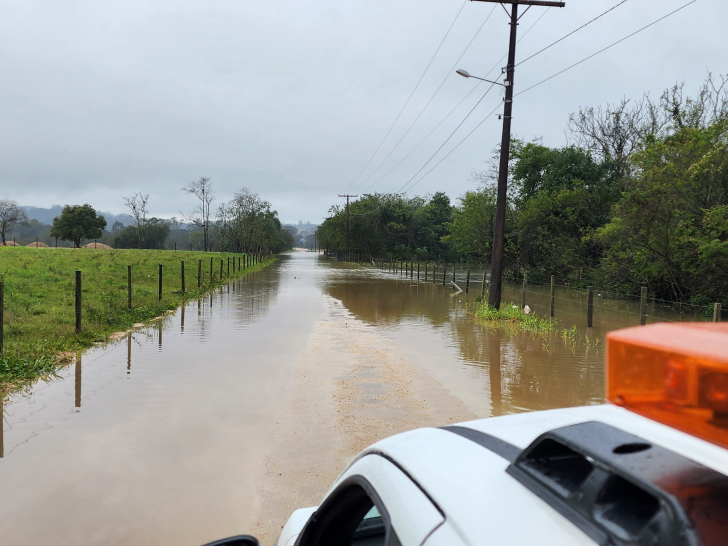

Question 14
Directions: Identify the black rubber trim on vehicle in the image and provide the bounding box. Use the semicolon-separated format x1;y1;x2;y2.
441;425;521;463
367;451;445;517
294;475;401;546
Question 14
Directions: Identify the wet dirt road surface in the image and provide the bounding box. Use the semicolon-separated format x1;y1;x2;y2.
1;251;660;545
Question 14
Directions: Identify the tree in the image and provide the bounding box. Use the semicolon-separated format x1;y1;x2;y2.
597;119;728;302
182;177;214;251
510;143;620;283
442;188;497;261
0;200;29;244
122;192;149;248
50;204;107;248
115;218;170;249
412;192;452;259
568;73;728;181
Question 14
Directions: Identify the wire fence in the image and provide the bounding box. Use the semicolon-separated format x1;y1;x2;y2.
341;256;725;329
0;251;271;356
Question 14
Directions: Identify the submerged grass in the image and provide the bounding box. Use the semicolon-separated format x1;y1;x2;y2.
0;247;274;391
475;301;556;333
470;299;598;349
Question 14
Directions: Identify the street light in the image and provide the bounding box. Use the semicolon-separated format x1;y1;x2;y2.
456;66;513;309
455;68;507;87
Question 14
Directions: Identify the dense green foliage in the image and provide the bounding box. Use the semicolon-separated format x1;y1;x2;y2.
317;192;454;260
50;204;107;248
114;218;171;249
318;74;728;306
597;119;728;302
216;188;293;253
0;247;274;390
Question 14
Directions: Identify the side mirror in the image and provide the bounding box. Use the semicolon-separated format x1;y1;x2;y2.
201;535;260;546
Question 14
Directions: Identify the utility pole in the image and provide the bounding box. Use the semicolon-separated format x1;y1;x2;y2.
338;194;358;262
474;0;565;309
202;187;207;252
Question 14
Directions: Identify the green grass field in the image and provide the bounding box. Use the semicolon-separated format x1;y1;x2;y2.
0;247;274;391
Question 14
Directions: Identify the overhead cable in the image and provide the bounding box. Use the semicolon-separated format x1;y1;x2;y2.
346;0;468;188
402;0;699;192
353;4;498;191
365;9;549;192
517;0;699;96
397;82;499;193
516;0;630;67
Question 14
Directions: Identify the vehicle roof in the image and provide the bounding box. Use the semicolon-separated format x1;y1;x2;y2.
358;404;728;545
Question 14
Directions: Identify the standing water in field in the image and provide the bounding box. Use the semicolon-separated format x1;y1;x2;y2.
0;251;660;544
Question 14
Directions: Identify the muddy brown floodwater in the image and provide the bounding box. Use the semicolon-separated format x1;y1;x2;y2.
0;251;689;545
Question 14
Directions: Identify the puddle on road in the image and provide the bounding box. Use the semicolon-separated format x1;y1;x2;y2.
0;252;688;545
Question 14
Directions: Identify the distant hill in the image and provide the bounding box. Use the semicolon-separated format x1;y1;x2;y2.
294;221;319;233
22;205;134;226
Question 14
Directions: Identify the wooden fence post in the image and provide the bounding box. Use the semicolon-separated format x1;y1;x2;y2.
210;257;213;282
158;264;163;301
466;269;471;293
75;270;82;333
220;259;223;280
198;260;202;288
521;273;527;309
410;262;413;280
640;286;647;325
424;263;428;282
0;281;4;355
181;261;185;292
587;286;594;327
481;270;487;298
452;266;455;283
550;275;555;318
417;262;420;281
127;265;132;310
714;303;722;322
227;257;230;276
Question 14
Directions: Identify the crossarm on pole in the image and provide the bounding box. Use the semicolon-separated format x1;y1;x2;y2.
470;0;565;7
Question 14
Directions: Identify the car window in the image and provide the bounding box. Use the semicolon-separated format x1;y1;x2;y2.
352;506;385;546
297;455;442;546
295;480;399;546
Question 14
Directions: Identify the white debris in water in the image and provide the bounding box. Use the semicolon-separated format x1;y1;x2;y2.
523;305;531;314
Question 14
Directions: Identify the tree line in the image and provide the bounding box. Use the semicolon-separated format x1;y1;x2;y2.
317;73;728;306
0;181;295;253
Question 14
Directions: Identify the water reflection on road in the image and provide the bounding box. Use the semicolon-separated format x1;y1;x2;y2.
0;252;645;544
324;263;605;417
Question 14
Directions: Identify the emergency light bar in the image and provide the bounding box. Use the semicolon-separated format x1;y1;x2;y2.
607;323;728;450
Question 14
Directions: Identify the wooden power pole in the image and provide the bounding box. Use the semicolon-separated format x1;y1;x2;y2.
474;0;565;309
338;194;358;262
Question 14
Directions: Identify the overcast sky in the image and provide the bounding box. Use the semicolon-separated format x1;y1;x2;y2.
1;0;725;225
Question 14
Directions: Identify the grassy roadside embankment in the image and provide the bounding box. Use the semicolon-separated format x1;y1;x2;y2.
0;247;275;391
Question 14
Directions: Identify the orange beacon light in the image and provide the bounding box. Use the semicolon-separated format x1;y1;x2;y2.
607;323;728;450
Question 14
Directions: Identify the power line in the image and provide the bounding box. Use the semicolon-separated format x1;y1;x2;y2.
353;4;499;191
346;0;468;189
397;81;499;193
403;101;503;194
364;85;484;192
516;0;630;67
401;0;700;193
517;0;699;96
363;9;550;192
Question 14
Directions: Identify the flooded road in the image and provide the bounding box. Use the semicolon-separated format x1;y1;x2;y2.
1;251;662;544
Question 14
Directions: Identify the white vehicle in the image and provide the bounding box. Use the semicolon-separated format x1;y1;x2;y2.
205;323;728;546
